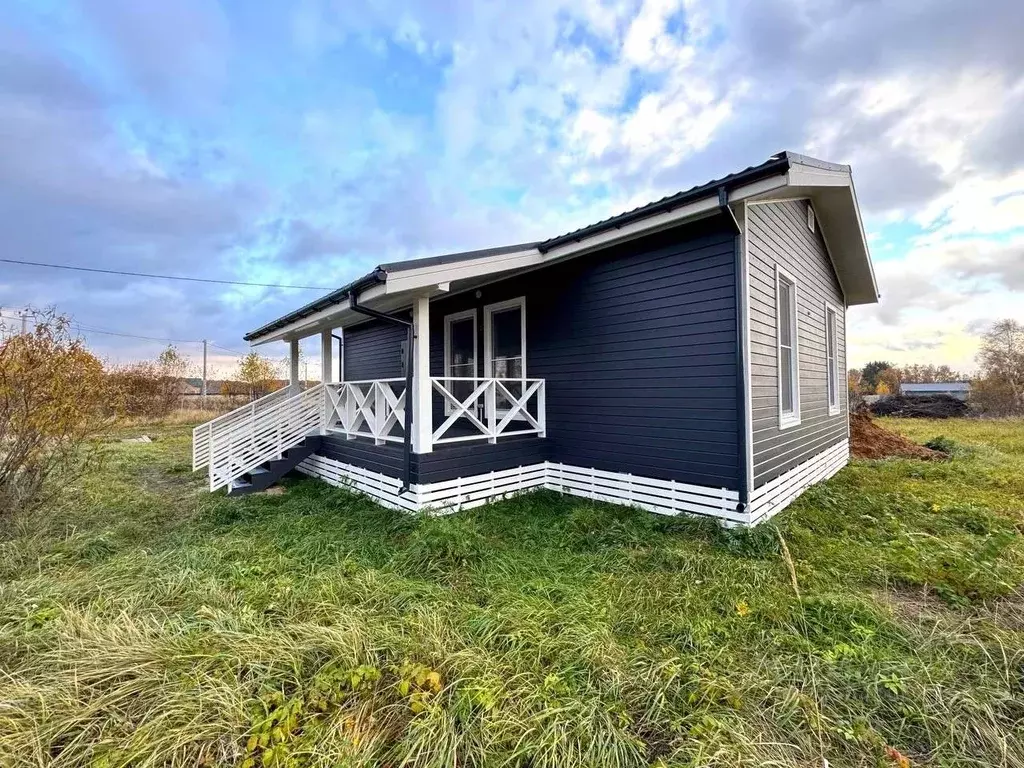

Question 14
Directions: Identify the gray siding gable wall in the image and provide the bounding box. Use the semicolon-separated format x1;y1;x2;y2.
746;199;848;489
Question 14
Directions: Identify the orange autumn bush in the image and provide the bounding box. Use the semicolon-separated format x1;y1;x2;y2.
0;309;108;518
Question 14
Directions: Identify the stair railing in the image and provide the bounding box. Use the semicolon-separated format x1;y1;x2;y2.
192;386;292;471
199;384;326;492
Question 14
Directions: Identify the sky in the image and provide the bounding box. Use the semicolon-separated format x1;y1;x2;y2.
1;0;1023;379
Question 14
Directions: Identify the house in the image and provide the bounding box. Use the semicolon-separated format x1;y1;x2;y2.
900;382;971;400
192;151;878;526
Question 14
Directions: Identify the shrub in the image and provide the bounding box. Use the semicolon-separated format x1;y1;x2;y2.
106;345;190;418
0;309;108;518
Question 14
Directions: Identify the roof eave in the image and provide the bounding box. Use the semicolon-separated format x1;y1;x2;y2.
242;268;386;342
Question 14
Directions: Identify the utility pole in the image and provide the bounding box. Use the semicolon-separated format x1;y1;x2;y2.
20;310;28;335
201;339;208;409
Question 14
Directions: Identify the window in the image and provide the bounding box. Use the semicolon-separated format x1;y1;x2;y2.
776;267;800;427
806;204;816;233
825;302;841;415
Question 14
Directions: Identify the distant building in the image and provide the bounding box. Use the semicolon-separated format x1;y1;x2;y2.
900;382;971;400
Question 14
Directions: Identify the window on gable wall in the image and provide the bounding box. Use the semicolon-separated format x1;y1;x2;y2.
825;303;840;415
776;266;800;427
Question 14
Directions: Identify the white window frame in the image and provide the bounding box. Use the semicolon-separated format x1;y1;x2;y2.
775;265;801;429
806;203;816;233
483;296;527;419
443;309;477;416
824;300;842;416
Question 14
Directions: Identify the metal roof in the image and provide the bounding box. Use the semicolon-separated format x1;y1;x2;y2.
244;150;859;342
536;151;832;252
901;382;971;391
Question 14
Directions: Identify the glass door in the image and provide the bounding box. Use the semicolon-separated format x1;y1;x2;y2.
484;298;525;418
444;310;477;415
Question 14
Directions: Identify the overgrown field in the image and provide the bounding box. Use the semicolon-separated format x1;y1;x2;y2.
1;419;1022;767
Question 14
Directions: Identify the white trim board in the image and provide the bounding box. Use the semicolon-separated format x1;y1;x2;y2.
774;263;801;429
294;449;844;526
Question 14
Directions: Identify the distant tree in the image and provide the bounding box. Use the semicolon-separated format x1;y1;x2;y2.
900;363;966;383
861;360;893;390
847;368;863;392
847;369;865;410
876;367;902;395
237;352;280;401
975;319;1024;414
934;365;965;383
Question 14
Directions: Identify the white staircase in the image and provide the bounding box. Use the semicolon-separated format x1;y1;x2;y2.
193;385;326;492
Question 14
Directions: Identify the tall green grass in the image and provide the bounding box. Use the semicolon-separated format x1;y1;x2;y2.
0;419;1022;766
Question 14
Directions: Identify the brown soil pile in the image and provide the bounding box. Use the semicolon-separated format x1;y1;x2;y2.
850;410;946;460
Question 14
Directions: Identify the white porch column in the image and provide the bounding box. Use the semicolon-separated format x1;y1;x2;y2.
320;329;333;383
288;338;300;393
412;296;432;454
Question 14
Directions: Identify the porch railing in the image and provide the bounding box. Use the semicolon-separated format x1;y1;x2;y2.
324;380;407;445
321;377;546;447
431;377;546;444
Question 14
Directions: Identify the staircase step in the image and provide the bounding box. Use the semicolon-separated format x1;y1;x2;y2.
248;467;270;476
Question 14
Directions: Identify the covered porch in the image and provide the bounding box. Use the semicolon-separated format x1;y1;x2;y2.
280;289;547;454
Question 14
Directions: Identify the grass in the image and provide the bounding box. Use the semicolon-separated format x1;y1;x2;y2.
0;419;1022;767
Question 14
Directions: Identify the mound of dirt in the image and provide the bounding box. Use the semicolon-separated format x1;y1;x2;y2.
850;410;946;460
870;393;970;419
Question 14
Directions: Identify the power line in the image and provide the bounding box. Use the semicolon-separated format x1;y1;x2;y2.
0;257;333;291
209;342;248;356
1;311;198;344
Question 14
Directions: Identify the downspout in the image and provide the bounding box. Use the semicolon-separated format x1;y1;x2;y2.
718;187;749;515
332;333;343;380
348;294;415;495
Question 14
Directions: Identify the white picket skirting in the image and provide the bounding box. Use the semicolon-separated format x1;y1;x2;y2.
297;439;849;524
297;456;746;522
747;439;849;525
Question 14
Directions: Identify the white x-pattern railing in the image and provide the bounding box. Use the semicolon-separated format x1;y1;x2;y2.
193;375;547;492
325;380;407;445
431;377;546;444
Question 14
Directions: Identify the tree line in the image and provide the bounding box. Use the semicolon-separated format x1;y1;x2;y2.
849;319;1024;415
0;309;289;518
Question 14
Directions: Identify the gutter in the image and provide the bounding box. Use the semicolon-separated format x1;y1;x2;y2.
718;187;749;513
347;292;415;495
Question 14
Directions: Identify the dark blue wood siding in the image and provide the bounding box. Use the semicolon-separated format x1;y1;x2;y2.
316;435;550;484
428;217;741;490
318;435;406;477
417;436;551;484
746;200;847;488
342;317;407;381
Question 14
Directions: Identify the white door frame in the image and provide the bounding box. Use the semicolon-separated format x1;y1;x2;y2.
443;308;478;416
483;296;526;419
